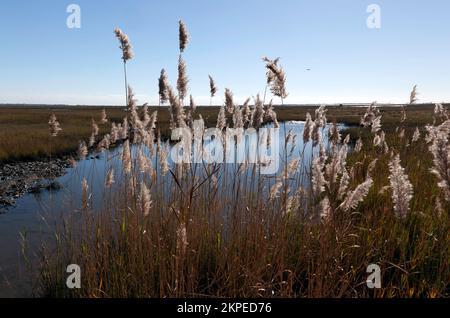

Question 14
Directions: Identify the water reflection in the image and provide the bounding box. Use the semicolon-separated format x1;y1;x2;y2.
0;121;343;297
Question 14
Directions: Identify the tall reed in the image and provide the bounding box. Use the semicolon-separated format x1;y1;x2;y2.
37;20;449;299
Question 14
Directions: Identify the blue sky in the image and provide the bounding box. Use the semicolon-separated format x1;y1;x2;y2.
0;0;449;105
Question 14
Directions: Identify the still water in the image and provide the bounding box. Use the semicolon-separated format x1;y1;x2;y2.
0;121;342;297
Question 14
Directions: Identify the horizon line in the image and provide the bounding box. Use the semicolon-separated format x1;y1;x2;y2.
0;102;449;108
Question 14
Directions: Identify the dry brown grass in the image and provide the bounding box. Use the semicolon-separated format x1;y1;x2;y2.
35;103;449;298
13;17;450;298
0;104;440;163
0;107;118;162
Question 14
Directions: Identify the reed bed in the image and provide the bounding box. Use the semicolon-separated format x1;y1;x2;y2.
35;22;449;298
0;104;440;164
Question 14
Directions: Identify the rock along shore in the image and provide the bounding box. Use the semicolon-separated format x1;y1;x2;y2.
0;159;71;211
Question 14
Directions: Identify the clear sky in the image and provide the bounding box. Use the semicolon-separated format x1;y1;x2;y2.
0;0;449;105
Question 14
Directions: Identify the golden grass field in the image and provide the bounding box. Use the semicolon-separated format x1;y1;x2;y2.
3;18;449;298
3;103;443;298
0;104;438;163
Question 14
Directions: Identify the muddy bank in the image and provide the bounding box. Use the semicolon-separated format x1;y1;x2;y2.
0;159;71;210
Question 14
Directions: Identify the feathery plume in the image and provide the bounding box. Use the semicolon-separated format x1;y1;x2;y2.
139;181;152;216
179;20;189;53
209;75;217;98
412;127;420;142
264;100;279;128
263;56;279;84
242;98;251;126
424;120;450;144
141;103;150;127
343;134;350;144
225;88;234;114
119;117;128;140
100;108;108;124
137;146;151;173
401;107;407;124
129;97;144;143
315;105;327;128
168;85;187;129
383;141;389;154
325;135;348;184
185;95;196;128
400;85;418;124
303;113;313;143
77;141;88;160
339;176;373;211
48;113;62;137
91;118;99;136
319;196;332;220
269;181;283;201
428;121;450;200
287;158;300;175
177;55;189;101
159;140;170;176
122;140;131;173
144;112;157;152
115;28;133;107
388;154;413;219
409;84;418;104
311;123;322;147
367;159;378;178
251;94;264;129
373;131;385;148
233;106;244;128
355;137;363;152
176;223;188;256
149;111;158;130
217;106;227;130
329;122;341;145
262;57;288;100
97;134;111;152
109;123;118;144
146;130;156;158
371;116;382;134
434;103;448;120
189;95;196;113
158;69;169;104
285;129;296;155
81;178;89;210
360;102;379;128
337;168;350;200
127;85;138;114
319;143;327;165
311;157;327;196
114;28;134;62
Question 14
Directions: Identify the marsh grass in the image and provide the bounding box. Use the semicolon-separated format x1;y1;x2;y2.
0;104;439;163
35;107;449;298
18;19;450;298
0;107;118;162
5;106;449;298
